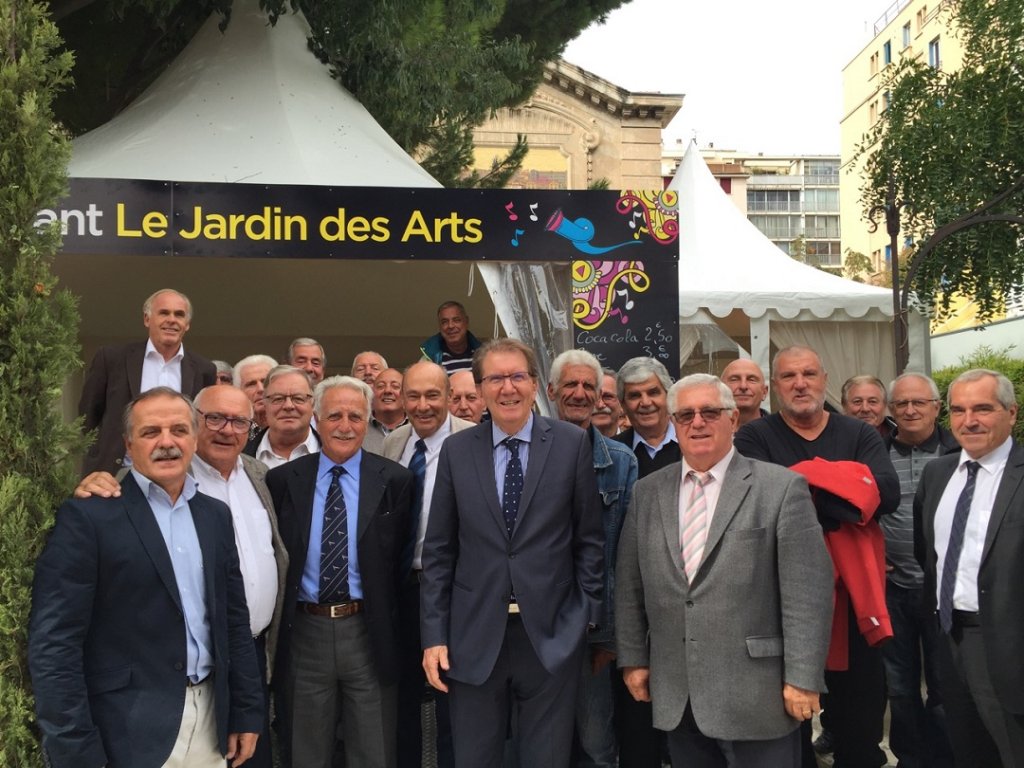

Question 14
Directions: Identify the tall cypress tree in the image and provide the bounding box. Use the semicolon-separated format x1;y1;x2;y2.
0;1;83;764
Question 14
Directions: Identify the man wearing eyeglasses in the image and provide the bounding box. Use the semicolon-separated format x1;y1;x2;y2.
421;338;603;768
879;373;958;767
72;384;287;768
246;365;320;468
616;373;833;767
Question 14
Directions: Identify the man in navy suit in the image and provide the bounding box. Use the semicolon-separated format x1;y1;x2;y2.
421;338;604;768
267;375;413;768
30;387;263;768
78;288;216;475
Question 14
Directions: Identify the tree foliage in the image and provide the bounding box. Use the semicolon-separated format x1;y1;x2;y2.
0;0;84;762
54;0;629;187
854;0;1024;323
932;345;1024;443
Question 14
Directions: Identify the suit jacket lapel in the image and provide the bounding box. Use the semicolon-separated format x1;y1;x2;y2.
181;351;198;394
658;465;683;576
289;457;317;557
516;418;552;528
470;424;506;536
190;495;219;618
697;455;752;579
126;341;145;398
358;454;385;541
982;444;1024;563
122;476;183;614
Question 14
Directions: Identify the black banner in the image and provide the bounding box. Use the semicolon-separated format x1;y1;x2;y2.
44;179;679;370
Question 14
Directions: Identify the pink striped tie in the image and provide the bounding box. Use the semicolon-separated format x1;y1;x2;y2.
681;471;711;581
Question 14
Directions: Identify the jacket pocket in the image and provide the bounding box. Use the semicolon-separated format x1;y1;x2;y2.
745;635;784;658
86;664;132;694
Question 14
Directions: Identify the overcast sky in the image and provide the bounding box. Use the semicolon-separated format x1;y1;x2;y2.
563;0;891;155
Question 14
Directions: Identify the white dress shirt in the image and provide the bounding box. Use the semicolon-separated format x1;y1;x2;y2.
140;339;184;393
192;454;277;636
677;447;735;549
256;428;319;469
400;416;454;569
933;437;1012;612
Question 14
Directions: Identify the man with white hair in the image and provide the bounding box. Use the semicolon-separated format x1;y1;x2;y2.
267;376;413;768
547;349;638;768
234;354;278;428
617;374;832;767
79;288;216;475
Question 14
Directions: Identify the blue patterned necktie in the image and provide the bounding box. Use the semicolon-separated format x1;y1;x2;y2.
502;438;523;537
319;465;349;603
403;439;428;573
939;460;980;633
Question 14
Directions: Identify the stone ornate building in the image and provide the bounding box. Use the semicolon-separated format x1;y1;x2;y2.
473;59;682;190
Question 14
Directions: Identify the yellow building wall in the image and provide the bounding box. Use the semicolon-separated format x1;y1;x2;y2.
840;0;965;275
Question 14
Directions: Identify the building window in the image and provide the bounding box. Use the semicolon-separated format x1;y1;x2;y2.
805;215;840;239
883;90;892;111
807;241;842;267
883;40;892;65
917;6;928;31
870;101;879;124
902;22;911;48
804;188;839;212
805;160;839;184
747;189;801;213
929;37;940;68
885;244;892;263
872;249;882;269
870;52;879;76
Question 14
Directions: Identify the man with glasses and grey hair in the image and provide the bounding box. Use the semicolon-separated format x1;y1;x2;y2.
880;372;958;767
616;373;832;767
245;365;320;468
268;375;414;768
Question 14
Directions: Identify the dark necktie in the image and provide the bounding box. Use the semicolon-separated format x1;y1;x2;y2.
319;465;350;604
403;439;428;573
939;460;981;633
502;438;524;537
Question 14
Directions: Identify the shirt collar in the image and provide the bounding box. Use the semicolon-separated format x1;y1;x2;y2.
130;467;197;503
492;413;534;448
891;426;942;455
419;415;453;450
144;338;184;362
318;447;363;480
958;435;1013;474
632;421;677;453
682;446;735;485
191;452;242;483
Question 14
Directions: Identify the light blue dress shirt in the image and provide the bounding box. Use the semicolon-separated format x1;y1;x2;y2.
131;469;213;683
492;414;534;501
300;450;363;603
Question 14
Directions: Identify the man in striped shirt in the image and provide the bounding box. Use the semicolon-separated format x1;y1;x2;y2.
883;372;958;768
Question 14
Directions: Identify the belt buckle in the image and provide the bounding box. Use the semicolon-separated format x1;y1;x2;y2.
508;602;520;614
329;603;348;619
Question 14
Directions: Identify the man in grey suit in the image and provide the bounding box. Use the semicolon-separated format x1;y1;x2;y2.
421;338;604;768
382;360;473;768
616;373;833;767
914;368;1024;766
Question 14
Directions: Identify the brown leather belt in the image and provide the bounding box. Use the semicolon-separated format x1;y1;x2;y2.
298;600;363;619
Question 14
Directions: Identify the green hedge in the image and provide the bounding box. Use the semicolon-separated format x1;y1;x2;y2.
931;346;1024;443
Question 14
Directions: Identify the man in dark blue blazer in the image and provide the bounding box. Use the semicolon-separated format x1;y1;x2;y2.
30;387;263;768
267;375;413;768
421;338;604;768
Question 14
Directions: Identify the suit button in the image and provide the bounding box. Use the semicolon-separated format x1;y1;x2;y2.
174;662;183;671
509;552;516;558
686;600;694;607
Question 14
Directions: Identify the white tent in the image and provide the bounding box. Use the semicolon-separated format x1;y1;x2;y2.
669;143;927;402
60;0;563;402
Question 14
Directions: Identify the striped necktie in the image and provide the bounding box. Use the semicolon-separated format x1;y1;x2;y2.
319;465;350;603
681;470;711;581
